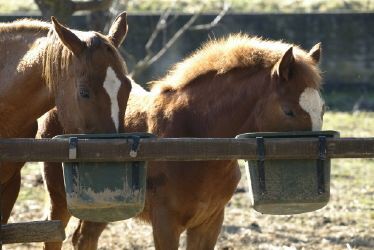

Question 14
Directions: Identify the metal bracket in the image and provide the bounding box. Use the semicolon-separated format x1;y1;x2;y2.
256;136;266;194
131;161;141;190
68;137;78;160
317;136;327;194
129;135;141;158
128;134;142;188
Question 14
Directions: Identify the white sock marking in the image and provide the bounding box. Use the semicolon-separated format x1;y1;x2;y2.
103;67;121;132
299;87;324;131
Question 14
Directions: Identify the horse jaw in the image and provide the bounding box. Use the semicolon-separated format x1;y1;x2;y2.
299;87;324;131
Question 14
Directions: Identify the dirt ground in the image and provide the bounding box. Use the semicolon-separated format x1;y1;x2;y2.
4;112;374;250
5;158;373;250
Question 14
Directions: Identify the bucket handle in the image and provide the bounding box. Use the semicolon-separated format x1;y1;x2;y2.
68;137;78;160
129;135;141;158
129;136;142;189
256;137;266;194
317;136;327;194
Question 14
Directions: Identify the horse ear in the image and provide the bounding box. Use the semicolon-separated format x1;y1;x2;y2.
309;42;321;63
107;12;128;48
275;47;295;82
51;16;86;56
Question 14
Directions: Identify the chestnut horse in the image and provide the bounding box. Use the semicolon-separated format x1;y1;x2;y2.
0;12;132;226
40;34;324;249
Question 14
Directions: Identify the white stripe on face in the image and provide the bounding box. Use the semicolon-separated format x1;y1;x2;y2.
299;87;324;131
103;67;121;132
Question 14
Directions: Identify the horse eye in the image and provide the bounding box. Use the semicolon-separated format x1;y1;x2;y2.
79;87;90;98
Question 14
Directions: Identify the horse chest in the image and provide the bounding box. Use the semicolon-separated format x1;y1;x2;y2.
165;162;240;209
0;104;19;137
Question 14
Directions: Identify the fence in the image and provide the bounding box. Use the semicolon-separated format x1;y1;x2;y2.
0;136;373;247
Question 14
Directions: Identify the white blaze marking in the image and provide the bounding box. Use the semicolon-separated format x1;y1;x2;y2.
299;87;324;131
103;67;121;132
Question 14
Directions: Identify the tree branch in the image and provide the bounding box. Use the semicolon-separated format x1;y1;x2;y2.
145;4;174;55
189;3;230;31
129;2;229;78
130;13;199;77
146;13;199;66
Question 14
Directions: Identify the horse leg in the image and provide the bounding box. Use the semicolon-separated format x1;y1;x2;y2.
43;162;71;250
1;121;38;224
151;206;183;250
186;209;224;250
0;164;22;223
38;108;71;250
71;220;107;250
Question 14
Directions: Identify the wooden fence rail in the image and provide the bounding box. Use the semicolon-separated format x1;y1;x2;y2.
1;221;65;244
0;137;373;162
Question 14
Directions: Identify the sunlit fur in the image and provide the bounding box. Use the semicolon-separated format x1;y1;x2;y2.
151;34;321;93
0;19;50;34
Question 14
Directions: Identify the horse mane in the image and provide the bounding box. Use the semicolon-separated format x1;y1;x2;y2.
150;34;321;93
0;19;50;34
0;18;69;92
42;29;74;93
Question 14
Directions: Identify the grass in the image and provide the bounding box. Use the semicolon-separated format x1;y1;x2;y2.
323;111;374;137
1;0;373;14
323;112;374;225
17;163;44;203
0;0;38;14
111;0;374;13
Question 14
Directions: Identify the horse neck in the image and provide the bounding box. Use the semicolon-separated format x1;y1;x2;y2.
150;68;270;138
0;32;54;137
124;82;151;132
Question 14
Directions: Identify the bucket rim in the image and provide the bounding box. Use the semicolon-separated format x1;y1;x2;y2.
52;132;156;140
235;130;339;139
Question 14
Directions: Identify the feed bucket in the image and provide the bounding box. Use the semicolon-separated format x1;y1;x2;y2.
53;133;155;222
235;131;339;215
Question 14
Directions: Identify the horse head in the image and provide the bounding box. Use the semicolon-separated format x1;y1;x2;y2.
250;43;324;132
46;12;131;134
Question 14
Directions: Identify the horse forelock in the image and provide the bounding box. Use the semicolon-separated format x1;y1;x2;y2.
150;34;321;93
79;31;129;75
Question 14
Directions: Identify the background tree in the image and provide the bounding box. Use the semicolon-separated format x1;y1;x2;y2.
34;0;113;23
107;0;229;80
